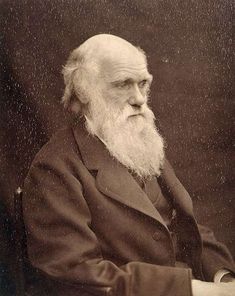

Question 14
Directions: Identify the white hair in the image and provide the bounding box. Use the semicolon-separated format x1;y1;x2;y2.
61;45;100;111
61;35;147;112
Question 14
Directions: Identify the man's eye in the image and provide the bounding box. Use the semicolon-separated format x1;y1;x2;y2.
138;80;148;88
116;81;130;89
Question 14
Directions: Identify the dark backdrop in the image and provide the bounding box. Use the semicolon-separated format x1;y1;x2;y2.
0;0;234;272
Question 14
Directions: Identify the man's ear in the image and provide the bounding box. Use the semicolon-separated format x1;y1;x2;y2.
69;101;81;113
68;93;83;113
74;87;90;104
73;70;91;105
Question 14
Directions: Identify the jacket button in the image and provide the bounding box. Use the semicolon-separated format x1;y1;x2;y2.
106;287;113;295
152;232;165;241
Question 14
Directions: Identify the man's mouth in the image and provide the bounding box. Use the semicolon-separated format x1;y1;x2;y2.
129;113;144;118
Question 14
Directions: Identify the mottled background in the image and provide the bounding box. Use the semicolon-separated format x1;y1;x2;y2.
0;0;234;293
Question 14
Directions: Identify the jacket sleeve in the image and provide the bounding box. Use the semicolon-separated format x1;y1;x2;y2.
161;158;235;282
198;224;235;281
23;153;192;296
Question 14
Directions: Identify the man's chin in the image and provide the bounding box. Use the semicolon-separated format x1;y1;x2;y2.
127;114;155;131
126;117;145;132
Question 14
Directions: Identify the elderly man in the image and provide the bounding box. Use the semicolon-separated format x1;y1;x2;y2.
23;34;235;296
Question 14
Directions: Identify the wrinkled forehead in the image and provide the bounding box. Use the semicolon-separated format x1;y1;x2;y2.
99;49;150;81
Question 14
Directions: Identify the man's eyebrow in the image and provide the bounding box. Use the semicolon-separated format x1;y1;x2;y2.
111;78;133;85
111;74;153;84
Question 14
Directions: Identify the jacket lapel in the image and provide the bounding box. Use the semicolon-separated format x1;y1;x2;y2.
158;159;194;217
72;120;168;229
96;160;167;227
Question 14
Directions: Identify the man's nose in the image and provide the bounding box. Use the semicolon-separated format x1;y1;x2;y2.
128;84;146;107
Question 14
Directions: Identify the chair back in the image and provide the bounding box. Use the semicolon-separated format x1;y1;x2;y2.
13;187;26;296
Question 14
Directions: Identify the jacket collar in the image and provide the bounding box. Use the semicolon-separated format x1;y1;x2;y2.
72;119;194;227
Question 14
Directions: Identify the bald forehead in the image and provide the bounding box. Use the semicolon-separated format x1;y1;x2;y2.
81;35;142;55
79;34;147;68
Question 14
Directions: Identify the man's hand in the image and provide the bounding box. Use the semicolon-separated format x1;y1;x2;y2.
192;279;235;296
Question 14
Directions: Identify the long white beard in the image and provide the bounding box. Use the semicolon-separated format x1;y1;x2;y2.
85;95;165;180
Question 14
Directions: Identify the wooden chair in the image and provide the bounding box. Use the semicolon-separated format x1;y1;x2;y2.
13;187;27;296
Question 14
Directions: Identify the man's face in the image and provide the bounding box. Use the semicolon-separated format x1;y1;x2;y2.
97;50;153;125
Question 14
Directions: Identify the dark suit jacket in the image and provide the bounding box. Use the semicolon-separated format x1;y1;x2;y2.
23;120;234;296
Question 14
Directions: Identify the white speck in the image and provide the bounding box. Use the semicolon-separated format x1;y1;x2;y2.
162;57;169;63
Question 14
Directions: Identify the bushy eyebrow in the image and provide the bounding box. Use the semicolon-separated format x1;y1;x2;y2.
111;78;133;85
111;74;153;85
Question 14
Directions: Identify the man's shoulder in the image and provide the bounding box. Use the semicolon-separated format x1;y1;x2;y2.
31;125;81;167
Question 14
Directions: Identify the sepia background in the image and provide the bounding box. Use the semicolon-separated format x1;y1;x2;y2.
0;0;234;293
